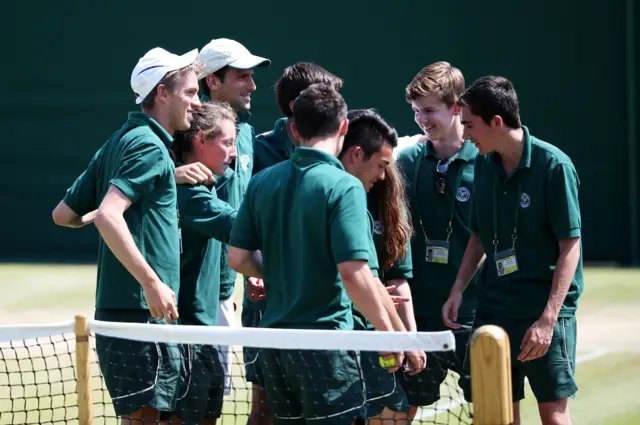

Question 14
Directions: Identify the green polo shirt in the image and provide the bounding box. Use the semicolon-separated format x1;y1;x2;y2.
229;147;376;330
63;112;179;309
470;126;583;319
243;117;296;312
254;117;295;174
177;177;237;326
397;140;480;319
215;111;255;301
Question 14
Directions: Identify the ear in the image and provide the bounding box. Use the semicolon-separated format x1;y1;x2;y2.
156;84;170;103
492;115;504;128
288;100;296;115
452;103;461;116
290;121;302;141
206;74;220;91
194;130;206;150
338;118;349;137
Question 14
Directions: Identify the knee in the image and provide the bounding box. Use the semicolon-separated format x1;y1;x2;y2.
538;399;571;425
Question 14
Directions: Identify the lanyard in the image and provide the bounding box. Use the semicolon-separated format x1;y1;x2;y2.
413;150;465;243
492;174;522;253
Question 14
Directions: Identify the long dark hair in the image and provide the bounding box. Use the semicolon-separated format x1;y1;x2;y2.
341;109;412;269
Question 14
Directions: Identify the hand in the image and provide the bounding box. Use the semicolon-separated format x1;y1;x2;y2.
442;291;463;329
403;350;427;375
379;351;405;373
245;277;266;302
143;281;179;323
518;314;556;362
175;162;215;185
386;285;409;308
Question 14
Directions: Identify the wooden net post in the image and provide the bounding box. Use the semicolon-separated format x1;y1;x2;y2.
470;325;513;425
75;314;94;425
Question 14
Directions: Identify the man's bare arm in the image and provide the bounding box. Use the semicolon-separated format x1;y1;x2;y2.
94;185;178;322
228;247;263;279
52;201;96;228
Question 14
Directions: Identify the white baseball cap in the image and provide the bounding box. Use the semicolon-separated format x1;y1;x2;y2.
131;47;199;104
198;38;270;79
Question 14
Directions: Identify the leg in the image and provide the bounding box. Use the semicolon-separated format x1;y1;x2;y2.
248;384;272;425
120;406;160;425
512;401;521;425
95;310;184;422
538;398;571;425
367;407;410;425
522;317;577;425
216;298;236;397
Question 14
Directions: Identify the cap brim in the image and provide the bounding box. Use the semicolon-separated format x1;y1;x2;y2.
168;48;199;72
229;54;271;70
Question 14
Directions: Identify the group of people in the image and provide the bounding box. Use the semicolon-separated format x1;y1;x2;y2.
51;37;584;425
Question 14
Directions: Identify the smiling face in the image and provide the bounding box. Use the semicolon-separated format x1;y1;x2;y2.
411;93;458;142
460;105;499;155
166;71;201;131
208;68;257;112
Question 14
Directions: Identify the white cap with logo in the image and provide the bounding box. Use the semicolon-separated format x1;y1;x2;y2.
130;47;199;104
198;38;270;79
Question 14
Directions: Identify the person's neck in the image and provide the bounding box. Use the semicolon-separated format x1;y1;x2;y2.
431;123;464;160
302;136;340;157
143;108;174;135
285;118;301;147
495;127;525;175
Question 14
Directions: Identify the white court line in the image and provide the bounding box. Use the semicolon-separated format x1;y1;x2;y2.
415;348;611;421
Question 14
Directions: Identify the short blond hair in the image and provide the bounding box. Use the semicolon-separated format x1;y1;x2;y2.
405;61;465;107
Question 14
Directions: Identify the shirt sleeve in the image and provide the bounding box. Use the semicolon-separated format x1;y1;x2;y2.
330;184;372;264
546;162;582;240
182;187;237;243
63;150;100;215
229;180;260;251
110;138;167;204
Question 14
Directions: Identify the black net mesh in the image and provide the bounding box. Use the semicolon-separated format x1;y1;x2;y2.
1;329;473;424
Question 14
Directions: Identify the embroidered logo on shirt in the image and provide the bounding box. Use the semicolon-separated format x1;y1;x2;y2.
240;154;251;171
373;221;384;235
520;192;531;208
456;187;471;202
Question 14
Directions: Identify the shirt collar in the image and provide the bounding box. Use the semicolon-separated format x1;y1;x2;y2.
488;125;532;171
126;112;173;146
425;139;476;162
291;147;345;170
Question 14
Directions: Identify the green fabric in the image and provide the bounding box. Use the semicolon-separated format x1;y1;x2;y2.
63;112;179;309
94;309;184;416
397;140;479;319
466;313;578;403
469;126;583;318
360;349;408;416
215;111;255;301
259;348;366;425
241;308;263;384
229;147;376;330
243;117;296;312
173;342;226;423
177;180;237;326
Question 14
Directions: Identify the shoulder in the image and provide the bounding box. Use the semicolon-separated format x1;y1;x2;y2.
531;135;577;172
394;135;425;159
397;142;425;174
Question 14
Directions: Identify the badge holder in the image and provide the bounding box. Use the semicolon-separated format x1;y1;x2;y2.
425;222;453;264
494;234;519;276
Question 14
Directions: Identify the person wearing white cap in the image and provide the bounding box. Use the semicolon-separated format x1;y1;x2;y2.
189;37;270;399
52;47;203;424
